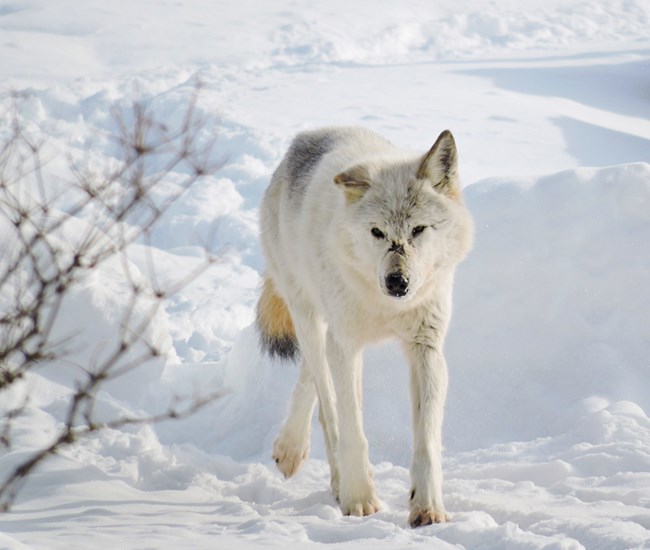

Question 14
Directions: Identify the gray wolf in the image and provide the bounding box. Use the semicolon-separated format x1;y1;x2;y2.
256;127;473;527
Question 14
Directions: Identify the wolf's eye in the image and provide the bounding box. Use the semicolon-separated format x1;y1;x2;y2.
371;227;385;239
411;225;426;238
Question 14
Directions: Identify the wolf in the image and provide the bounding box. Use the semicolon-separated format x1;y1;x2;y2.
256;126;473;527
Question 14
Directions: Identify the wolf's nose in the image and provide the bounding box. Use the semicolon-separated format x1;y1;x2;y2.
385;272;409;297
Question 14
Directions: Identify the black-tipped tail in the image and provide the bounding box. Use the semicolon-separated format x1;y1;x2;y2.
259;331;299;361
256;276;299;361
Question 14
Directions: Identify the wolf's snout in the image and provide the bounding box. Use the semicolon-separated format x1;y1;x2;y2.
385;272;409;298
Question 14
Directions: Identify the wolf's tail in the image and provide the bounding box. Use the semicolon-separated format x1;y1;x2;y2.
256;276;299;361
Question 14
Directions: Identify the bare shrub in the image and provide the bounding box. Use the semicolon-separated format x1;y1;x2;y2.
0;85;224;510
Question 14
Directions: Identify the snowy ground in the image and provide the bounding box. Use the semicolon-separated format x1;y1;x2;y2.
1;1;650;548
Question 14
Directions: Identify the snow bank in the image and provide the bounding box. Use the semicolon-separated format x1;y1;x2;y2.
447;162;650;449
269;0;650;67
3;0;648;85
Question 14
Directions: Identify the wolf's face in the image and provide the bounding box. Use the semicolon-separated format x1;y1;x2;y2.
348;177;465;302
362;184;454;300
334;131;473;303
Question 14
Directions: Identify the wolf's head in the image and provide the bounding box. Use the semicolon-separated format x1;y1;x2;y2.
334;130;473;304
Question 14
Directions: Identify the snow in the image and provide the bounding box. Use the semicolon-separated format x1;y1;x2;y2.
1;1;649;548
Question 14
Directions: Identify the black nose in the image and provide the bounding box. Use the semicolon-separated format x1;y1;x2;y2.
385;272;409;297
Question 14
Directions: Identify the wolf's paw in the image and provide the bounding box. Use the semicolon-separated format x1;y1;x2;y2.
341;494;381;517
272;435;309;478
339;480;380;517
408;486;449;527
408;507;449;528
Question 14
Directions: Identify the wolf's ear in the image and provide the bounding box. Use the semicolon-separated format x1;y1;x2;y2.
334;165;371;204
417;130;459;198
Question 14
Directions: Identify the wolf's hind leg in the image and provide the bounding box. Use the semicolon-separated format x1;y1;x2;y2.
273;359;317;478
291;307;340;497
318;403;340;500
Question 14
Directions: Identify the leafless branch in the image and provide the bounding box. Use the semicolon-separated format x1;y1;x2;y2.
0;84;226;510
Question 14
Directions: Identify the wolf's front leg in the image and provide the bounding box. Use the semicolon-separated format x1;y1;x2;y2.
405;341;449;527
327;331;380;516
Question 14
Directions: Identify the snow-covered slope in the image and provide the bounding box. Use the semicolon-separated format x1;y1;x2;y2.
1;1;649;549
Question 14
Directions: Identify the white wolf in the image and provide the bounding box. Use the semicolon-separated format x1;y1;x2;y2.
256;127;473;527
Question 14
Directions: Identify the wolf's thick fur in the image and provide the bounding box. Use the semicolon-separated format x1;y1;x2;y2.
257;127;473;527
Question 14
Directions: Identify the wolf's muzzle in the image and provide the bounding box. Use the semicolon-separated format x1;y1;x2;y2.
385;272;409;298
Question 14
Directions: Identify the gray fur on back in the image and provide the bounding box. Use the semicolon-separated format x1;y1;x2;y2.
283;127;397;204
285;129;338;201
